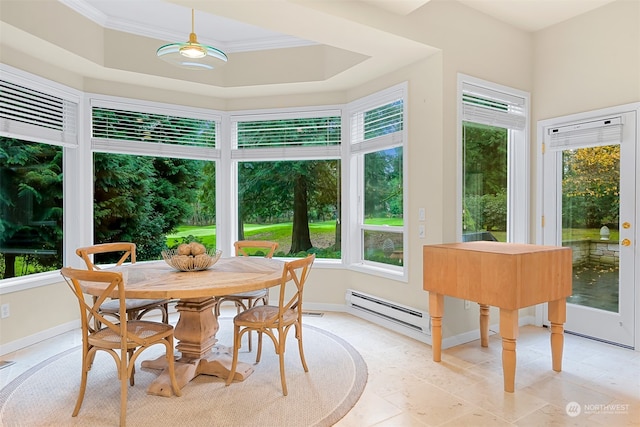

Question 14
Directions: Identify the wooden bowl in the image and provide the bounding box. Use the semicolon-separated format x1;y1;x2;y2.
161;249;222;271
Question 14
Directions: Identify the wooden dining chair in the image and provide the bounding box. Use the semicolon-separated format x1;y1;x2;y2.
214;240;279;351
76;243;170;325
226;254;315;396
60;267;182;427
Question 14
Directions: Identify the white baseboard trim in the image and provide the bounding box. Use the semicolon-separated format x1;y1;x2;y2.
301;302;346;313
304;306;537;349
0;319;80;356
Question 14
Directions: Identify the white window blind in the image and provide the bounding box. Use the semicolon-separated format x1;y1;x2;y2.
0;79;78;147
92;106;217;147
547;116;623;151
350;87;404;147
233;111;341;149
462;82;526;130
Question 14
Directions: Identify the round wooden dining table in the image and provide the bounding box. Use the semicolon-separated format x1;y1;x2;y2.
86;256;285;396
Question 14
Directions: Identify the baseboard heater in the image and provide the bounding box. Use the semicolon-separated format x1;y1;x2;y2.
345;289;430;337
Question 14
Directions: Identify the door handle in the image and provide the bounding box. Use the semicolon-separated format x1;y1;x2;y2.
621;238;631;246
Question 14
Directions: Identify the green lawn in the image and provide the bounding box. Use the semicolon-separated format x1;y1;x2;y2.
167;221;340;251
562;228;620;242
364;218;403;226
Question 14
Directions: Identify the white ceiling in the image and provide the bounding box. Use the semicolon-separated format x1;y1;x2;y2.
0;0;618;99
457;0;617;32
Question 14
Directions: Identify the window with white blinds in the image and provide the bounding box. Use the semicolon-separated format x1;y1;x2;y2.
457;74;530;245
348;83;407;276
233;111;341;149
0;79;78;146
462;82;526;130
350;86;404;152
547;116;623;150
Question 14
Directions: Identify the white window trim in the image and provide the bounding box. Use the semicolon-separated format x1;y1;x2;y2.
227;106;343;260
0;68;408;290
345;82;408;281
456;74;530;244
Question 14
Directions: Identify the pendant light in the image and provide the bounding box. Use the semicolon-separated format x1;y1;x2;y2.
157;9;228;70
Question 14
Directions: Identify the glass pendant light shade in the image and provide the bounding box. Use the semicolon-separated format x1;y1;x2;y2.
156;9;228;70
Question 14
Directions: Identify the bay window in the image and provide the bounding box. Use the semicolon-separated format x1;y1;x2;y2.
1;64;410;287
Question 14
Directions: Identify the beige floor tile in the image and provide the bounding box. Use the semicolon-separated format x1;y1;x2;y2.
364;360;425;398
440;341;498;369
538;355;607;387
335;388;404;427
514;403;602;426
521;375;620;412
441;408;512;426
412;359;487;394
372;412;429;426
455;379;549;422
580;370;640;402
383;382;479;426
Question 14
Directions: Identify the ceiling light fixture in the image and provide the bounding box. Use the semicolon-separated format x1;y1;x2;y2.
156;9;228;70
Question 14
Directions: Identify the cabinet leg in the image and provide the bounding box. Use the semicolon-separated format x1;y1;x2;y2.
500;308;519;392
548;298;566;372
479;304;490;347
429;292;444;362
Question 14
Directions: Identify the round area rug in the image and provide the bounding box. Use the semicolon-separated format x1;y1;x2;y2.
0;324;367;427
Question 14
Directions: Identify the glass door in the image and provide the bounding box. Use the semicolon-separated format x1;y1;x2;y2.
541;110;636;348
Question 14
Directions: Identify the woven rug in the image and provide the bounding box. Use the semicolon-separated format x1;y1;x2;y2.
0;323;366;427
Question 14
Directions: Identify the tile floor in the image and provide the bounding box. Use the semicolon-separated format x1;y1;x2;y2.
1;308;639;426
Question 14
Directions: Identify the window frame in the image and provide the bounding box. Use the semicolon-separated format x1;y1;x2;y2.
456;74;530;244
0;64;82;294
346;83;408;281
227;107;343;259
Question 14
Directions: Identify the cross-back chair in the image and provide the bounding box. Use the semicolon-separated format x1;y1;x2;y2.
60;267;181;427
76;243;169;325
214;240;279;351
226;254;315;396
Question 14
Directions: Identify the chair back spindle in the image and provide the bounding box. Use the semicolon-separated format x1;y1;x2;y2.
75;242;169;325
234;240;278;258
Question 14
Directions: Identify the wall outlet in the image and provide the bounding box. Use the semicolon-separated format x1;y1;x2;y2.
464;300;471;310
418;224;425;238
1;303;9;318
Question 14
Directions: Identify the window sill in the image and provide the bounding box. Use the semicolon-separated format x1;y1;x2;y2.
348;262;407;283
0;270;62;295
0;258;404;295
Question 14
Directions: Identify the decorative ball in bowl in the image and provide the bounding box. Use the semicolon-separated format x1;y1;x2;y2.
162;243;222;271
